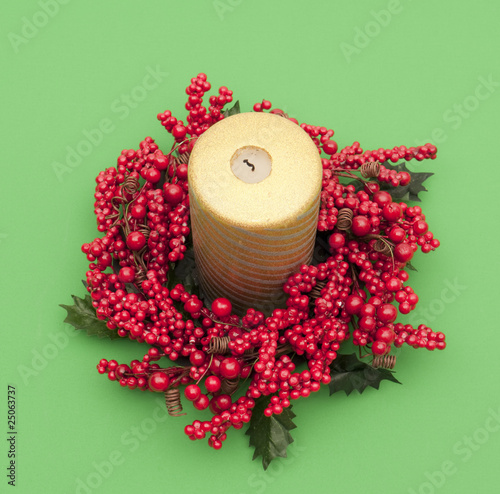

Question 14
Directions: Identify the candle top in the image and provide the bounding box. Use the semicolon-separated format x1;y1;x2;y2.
188;112;322;230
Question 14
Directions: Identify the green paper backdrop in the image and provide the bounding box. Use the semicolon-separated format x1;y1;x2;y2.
1;0;499;493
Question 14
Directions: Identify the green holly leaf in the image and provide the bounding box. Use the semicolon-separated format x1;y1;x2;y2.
166;262;181;291
406;261;417;272
313;232;330;265
60;294;120;339
379;162;434;202
111;255;121;275
223;100;240;118
328;353;401;396
165;247;201;322
246;395;297;470
171;248;200;296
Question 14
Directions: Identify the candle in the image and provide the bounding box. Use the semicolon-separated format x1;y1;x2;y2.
188;112;322;315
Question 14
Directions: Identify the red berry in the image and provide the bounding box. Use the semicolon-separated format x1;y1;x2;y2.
172;124;187;140
130;204;146;219
184;297;203;314
385;277;402;292
413;220;428;235
345;295;364;314
399;301;411;314
189;350;206;366
240;365;252;379
118;267;135;283
193;394;210;410
211;298;232;318
360;303;376;317
372;341;388;355
204;375;221;393
323;140;338;155
351;216;371;236
399;172;411;186
154;155;169;170
163;184;183;204
107;360;118;370
359;316;376;331
146;167;161;183
220;357;240;379
115;364;130;379
185;384;202;401
377;304;398;323
211;438;222;450
209;394;232;414
176;163;188;180
394;243;414;263
375;327;395;344
373;191;392;207
382;203;401;221
148;372;170;392
328;232;345;250
364;182;380;195
388;227;406;243
126;231;146;251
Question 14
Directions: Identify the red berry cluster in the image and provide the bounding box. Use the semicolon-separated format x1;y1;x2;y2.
394;323;446;351
318;171;439;255
330;141;437;170
80;73;446;452
157;72;233;154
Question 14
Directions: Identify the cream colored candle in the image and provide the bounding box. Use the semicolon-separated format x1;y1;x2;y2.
188;112;322;315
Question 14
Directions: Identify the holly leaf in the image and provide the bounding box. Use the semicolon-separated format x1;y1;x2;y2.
60;294;120;339
379;162;434;202
112;255;121;275
223;100;240;118
173;249;200;296
246;395;297;470
166;262;181;291
125;283;141;294
406;261;417;272
312;232;330;265
328;353;401;396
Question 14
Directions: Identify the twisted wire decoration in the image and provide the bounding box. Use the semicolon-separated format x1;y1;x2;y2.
336;208;353;230
175;152;190;165
360;161;380;178
220;378;240;395
310;279;327;300
372;238;394;257
208;336;231;354
164;388;186;416
372;354;397;369
122;175;140;195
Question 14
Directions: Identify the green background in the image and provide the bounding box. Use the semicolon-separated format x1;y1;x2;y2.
1;0;499;492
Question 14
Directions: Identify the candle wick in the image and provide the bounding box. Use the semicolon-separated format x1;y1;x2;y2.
243;159;255;172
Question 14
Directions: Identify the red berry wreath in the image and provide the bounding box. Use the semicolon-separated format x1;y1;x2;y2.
62;73;445;469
